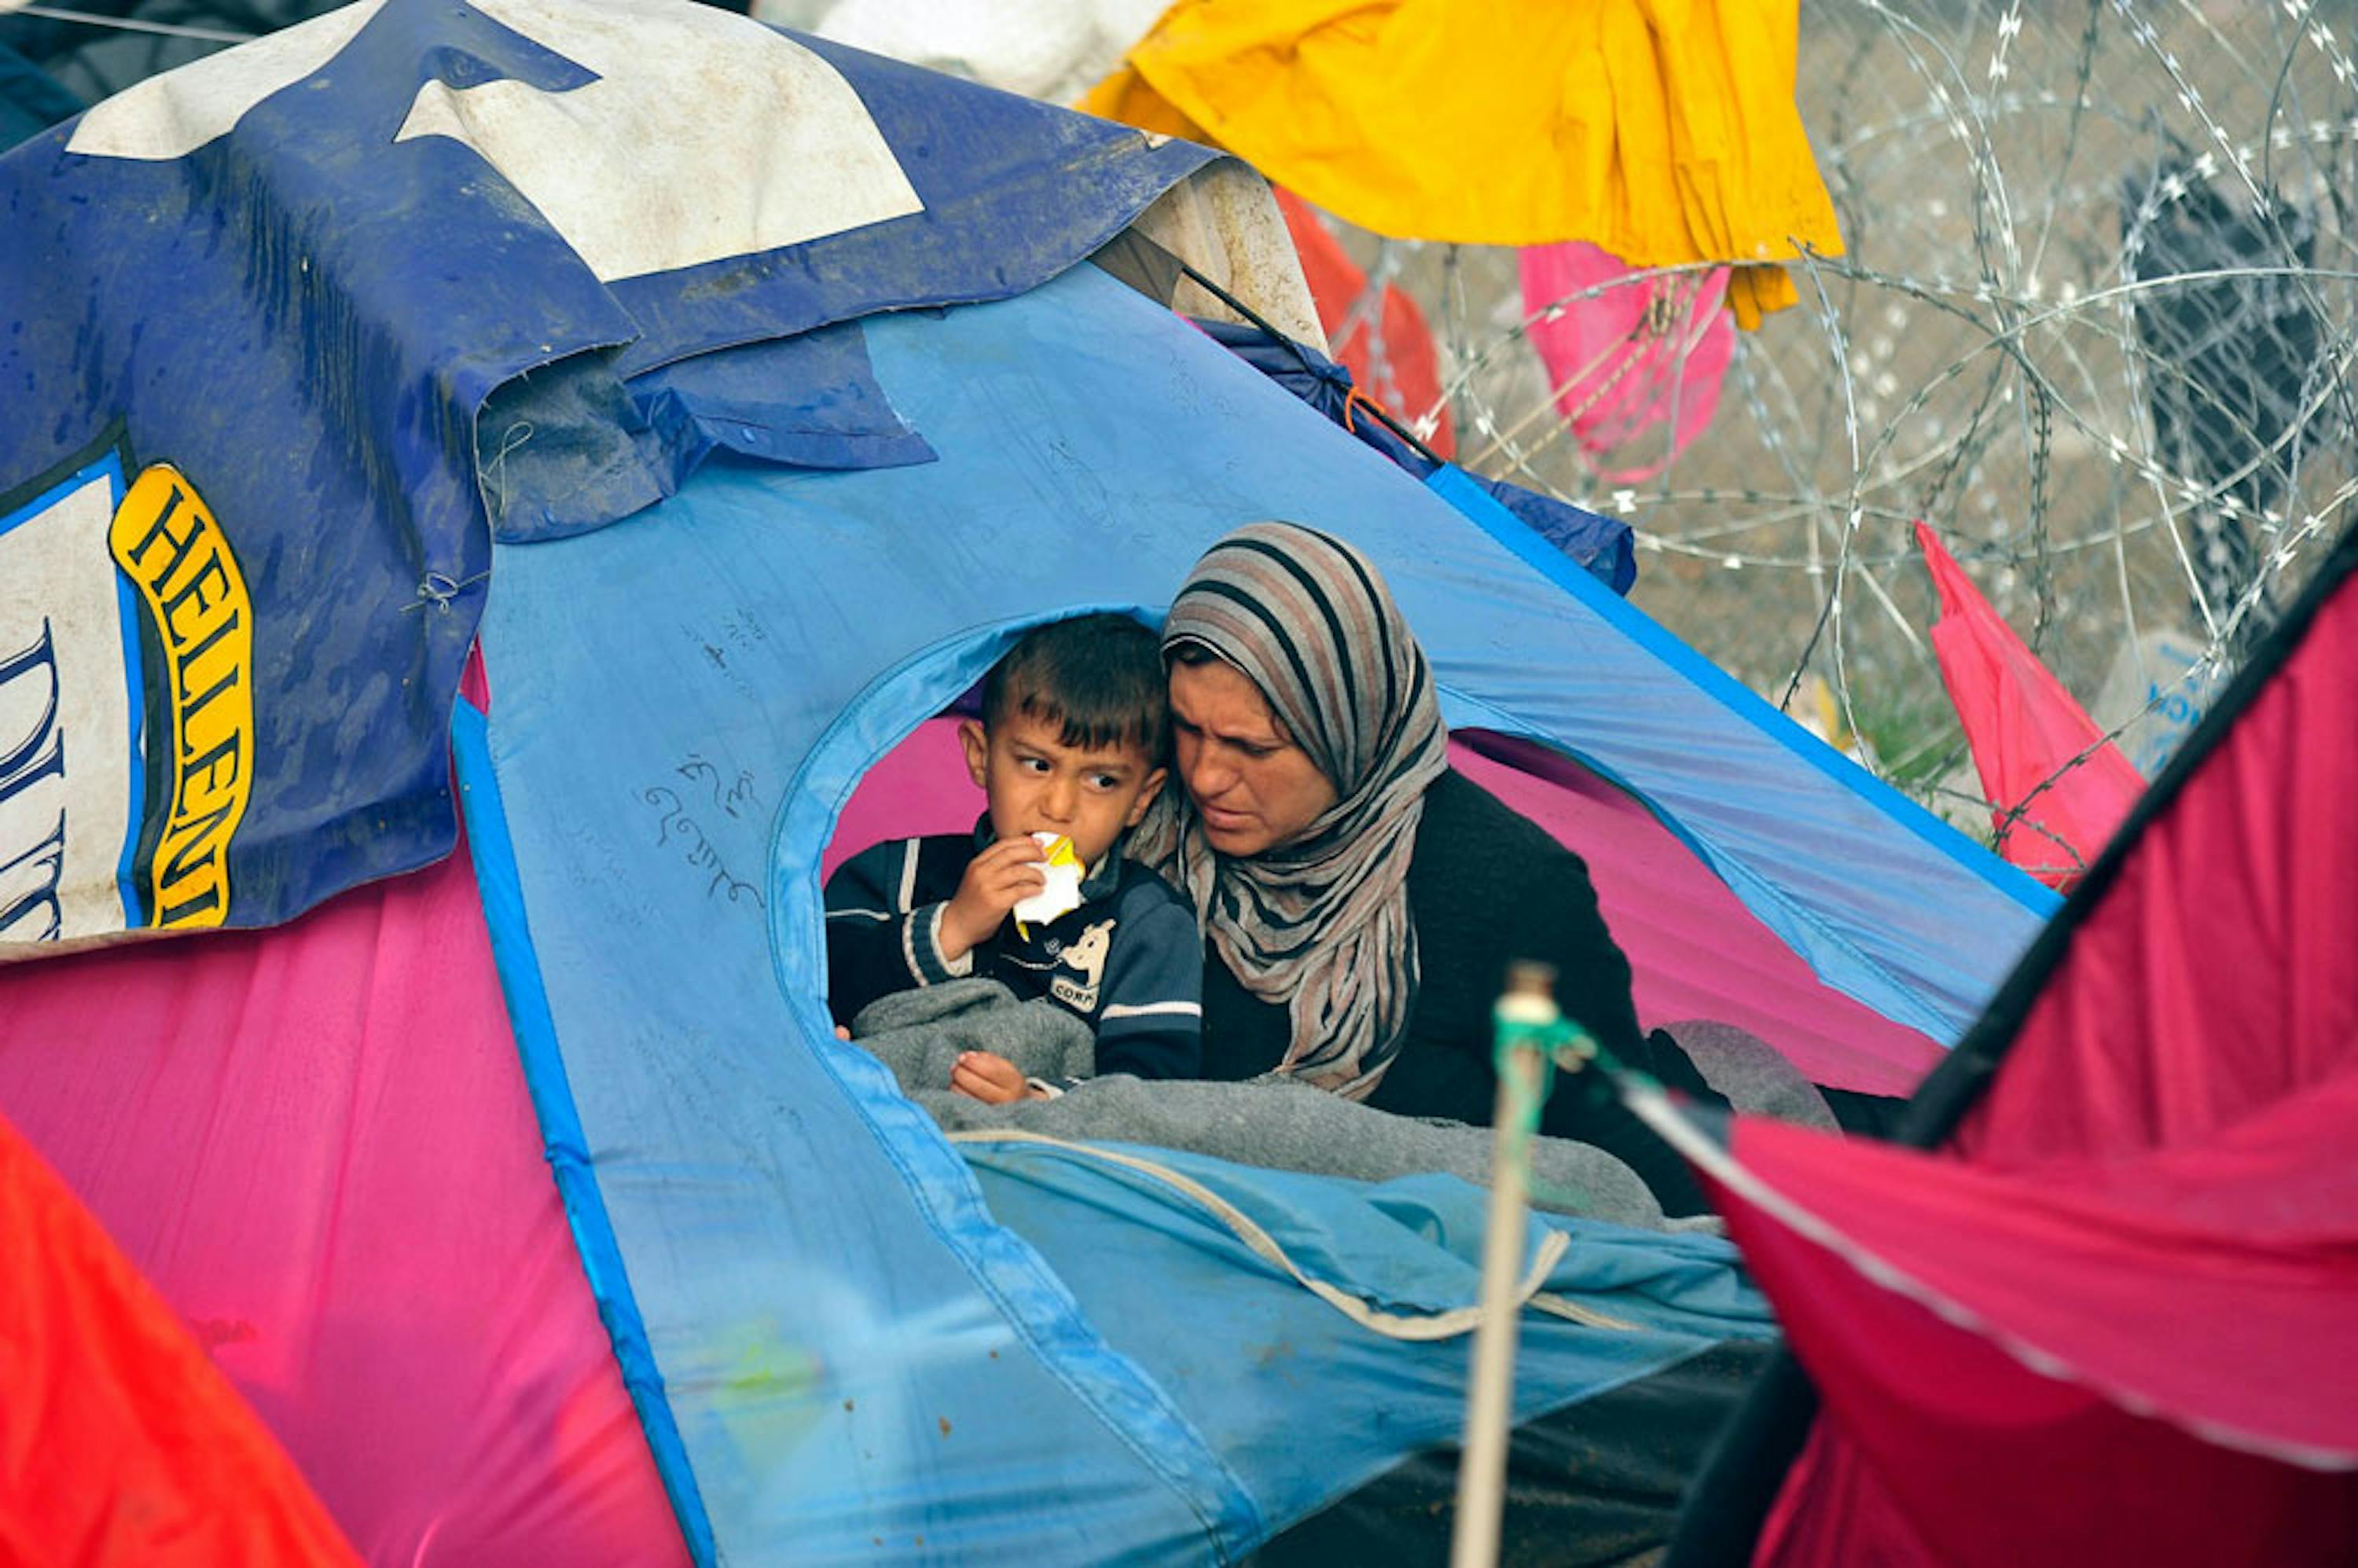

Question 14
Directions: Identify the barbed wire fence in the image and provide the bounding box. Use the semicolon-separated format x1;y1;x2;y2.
1334;0;2358;851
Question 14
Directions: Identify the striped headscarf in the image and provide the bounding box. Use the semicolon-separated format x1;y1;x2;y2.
1133;521;1449;1098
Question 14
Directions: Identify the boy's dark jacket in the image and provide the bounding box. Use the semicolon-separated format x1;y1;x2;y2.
824;827;1202;1081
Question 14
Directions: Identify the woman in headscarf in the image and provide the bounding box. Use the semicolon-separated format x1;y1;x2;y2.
1133;520;1713;1214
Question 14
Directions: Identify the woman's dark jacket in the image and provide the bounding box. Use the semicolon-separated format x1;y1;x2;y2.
1196;768;1714;1213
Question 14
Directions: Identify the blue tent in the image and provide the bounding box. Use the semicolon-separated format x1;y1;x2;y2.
0;2;2056;1560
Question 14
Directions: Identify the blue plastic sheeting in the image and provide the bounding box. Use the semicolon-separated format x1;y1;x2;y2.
628;328;938;476
961;1144;1776;1541
1196;318;1639;593
474;263;2051;1562
0;0;1210;942
479;321;938;543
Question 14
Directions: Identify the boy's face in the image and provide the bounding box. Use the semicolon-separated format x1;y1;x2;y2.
960;710;1166;868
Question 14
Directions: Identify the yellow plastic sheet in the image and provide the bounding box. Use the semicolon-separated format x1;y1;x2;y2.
1081;0;1843;327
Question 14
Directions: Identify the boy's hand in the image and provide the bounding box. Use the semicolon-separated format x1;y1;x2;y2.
938;835;1049;961
951;1050;1036;1104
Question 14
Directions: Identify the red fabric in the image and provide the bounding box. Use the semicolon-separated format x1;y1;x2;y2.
1273;187;1456;457
1957;565;2358;1163
1753;1423;1941;1567
1732;1086;2358;1459
460;640;490;708
1723;1100;2358;1567
0;839;687;1567
1919;520;2147;887
827;721;1942;1096
0;1111;363;1568
1519;241;1733;483
1734;566;2358;1564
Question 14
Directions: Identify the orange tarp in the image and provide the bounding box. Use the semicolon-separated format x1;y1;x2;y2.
0;1111;362;1568
1082;0;1843;328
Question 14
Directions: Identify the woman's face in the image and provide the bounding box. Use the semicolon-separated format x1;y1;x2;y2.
1167;658;1339;857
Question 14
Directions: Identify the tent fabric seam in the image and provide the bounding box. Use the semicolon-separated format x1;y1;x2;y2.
788;989;1261;1548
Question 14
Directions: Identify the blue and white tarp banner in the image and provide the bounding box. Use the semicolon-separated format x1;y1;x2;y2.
0;0;1214;952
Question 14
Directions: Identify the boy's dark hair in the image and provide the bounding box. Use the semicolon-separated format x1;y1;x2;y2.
982;614;1170;759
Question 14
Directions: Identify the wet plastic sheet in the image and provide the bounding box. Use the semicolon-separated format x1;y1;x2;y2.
0;0;1213;951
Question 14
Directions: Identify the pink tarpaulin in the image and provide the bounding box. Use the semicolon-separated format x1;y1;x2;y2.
1956;552;2358;1163
1919;520;2146;887
0;832;685;1567
1519;242;1732;483
1724;1068;2358;1568
1732;536;2358;1566
828;719;1942;1096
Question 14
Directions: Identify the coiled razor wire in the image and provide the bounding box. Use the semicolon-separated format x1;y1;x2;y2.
1322;0;2358;857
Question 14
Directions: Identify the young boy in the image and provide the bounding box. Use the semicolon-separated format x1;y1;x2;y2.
824;614;1200;1103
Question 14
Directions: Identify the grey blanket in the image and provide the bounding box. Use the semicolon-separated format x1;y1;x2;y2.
850;980;1693;1232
